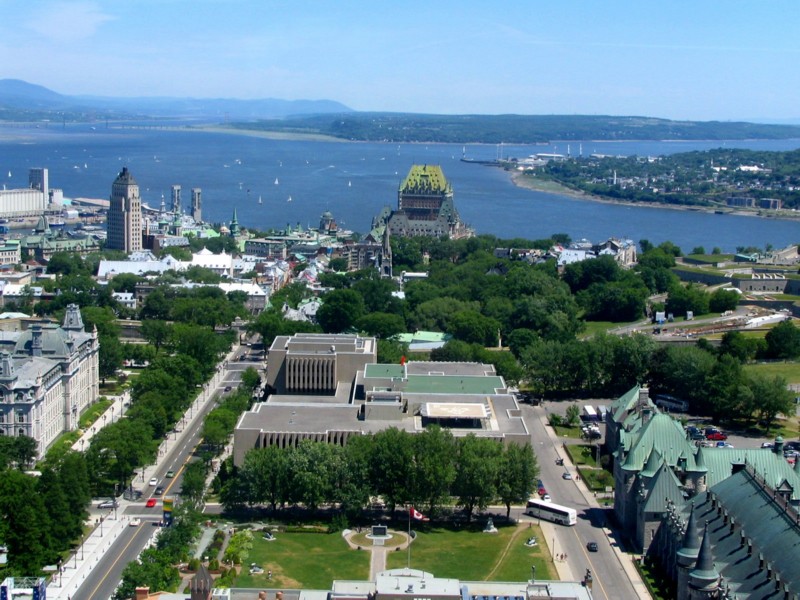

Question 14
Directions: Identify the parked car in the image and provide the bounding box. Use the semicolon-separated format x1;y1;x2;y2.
587;541;599;552
542;494;552;502
706;431;727;441
562;472;572;480
538;486;547;497
686;426;706;441
224;386;232;392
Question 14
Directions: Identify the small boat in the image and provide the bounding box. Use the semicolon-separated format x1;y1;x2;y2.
287;195;292;202
258;195;263;205
7;171;10;178
274;178;279;185
348;181;352;187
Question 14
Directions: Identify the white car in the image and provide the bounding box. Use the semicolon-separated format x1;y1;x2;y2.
542;494;552;502
129;518;141;527
149;477;158;486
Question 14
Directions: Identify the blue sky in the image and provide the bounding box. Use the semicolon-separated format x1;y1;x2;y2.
2;0;799;121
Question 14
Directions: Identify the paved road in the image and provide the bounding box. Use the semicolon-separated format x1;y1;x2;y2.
57;342;266;600
521;402;648;600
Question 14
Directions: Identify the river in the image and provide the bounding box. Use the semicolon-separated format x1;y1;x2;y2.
1;124;798;252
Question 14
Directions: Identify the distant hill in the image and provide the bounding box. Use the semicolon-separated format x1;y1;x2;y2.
230;112;800;143
0;79;353;121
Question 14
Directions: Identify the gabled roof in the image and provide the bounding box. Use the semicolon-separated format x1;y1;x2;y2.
701;448;800;500
621;413;697;472
611;384;641;422
641;461;684;513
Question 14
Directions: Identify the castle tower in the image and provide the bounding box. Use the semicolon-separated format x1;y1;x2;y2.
380;225;392;278
676;504;700;600
62;304;85;331
107;167;142;253
688;524;720;599
191;188;202;223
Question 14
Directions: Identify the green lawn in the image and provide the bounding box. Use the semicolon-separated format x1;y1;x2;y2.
385;523;556;581
743;361;800;384
565;445;597;467
234;531;370;590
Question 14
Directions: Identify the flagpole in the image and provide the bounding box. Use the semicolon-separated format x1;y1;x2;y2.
407;505;411;568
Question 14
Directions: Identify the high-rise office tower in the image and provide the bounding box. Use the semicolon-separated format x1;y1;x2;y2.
106;167;142;252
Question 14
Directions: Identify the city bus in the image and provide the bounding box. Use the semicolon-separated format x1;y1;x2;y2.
525;498;577;526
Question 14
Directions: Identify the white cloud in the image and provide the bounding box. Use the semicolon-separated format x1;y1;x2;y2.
25;1;115;43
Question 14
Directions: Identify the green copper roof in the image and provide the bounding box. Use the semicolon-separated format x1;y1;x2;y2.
642;461;685;513
364;364;405;379
404;374;503;395
622;413;698;472
399;165;451;195
700;448;800;499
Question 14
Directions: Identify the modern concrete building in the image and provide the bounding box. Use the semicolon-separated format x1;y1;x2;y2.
0;168;64;218
0;304;99;458
106;167;143;253
234;334;529;466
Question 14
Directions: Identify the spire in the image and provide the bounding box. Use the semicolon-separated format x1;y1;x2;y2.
690;523;720;589
676;503;701;566
229;208;240;237
693;445;708;473
62;304;85;331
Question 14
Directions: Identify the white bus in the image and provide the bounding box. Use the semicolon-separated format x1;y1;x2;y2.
525;498;577;526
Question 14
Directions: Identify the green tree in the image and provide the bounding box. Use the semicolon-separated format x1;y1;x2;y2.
749;373;796;433
496;443;539;519
180;461;208;508
141;320;173;354
764;320;800;359
357;312;406;339
409;427;457;515
370;428;414;512
316;289;366;333
708;288;740;313
565;403;581;426
453;435;501;520
240;445;289;510
0;469;53;572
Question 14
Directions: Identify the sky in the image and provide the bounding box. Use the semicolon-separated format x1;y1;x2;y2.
2;0;799;121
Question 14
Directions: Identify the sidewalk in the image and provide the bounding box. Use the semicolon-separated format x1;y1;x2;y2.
49;343;241;600
540;409;651;599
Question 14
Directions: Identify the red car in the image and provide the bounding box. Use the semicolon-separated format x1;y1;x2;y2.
706;431;727;441
537;486;547;497
146;498;157;508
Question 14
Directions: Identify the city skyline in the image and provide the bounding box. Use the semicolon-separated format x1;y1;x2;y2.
1;0;799;122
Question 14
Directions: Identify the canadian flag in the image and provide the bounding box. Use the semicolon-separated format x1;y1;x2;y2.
410;507;429;521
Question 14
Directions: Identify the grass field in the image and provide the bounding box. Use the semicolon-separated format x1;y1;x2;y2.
235;531;370;590
230;523;557;589
385;523;557;581
743;361;800;384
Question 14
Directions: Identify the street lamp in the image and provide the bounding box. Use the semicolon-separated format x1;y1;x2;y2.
99;516;104;536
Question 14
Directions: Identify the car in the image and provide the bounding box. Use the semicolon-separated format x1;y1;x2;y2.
149;477;159;486
129;518;141;527
146;498;157;508
538;487;547;497
165;470;175;478
98;500;117;509
154;486;164;496
542;494;552;502
562;472;572;480
761;442;774;449
224;386;232;392
716;442;734;448
587;541;598;552
706;431;727;441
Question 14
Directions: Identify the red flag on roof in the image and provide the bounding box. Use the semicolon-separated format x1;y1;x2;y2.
400;355;406;365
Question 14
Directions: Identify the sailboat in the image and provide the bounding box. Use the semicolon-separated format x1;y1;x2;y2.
7;171;10;178
258;195;263;205
348;181;352;187
274;178;279;185
287;195;292;202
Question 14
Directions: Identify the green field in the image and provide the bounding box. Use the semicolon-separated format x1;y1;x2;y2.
743;361;800;384
235;531;370;590
385;523;556;581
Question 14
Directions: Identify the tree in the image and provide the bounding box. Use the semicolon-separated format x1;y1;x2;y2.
141;320;173;354
240;367;261;393
316;289;365;333
496;443;538;519
409;427;457;515
565;404;581;427
447;310;501;346
370;428;414;512
749;373;795;433
453;435;501;520
708;288;740;313
240;445;289;510
764;320;800;359
0;469;53;572
180;461;207;507
357;312;406;339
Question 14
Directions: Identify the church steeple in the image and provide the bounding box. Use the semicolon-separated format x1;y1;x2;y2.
230;208;240;237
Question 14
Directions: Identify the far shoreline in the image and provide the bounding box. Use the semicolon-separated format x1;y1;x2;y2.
508;170;800;222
